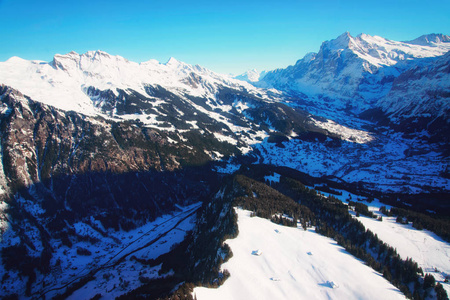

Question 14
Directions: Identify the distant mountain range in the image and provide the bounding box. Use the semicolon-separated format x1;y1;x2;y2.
238;33;450;124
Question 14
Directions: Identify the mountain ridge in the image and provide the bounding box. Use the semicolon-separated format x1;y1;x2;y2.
258;32;450;103
255;32;450;140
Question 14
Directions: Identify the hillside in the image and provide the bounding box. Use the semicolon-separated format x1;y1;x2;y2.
195;209;406;300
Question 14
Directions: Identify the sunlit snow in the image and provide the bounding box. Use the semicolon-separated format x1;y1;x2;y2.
195;208;405;300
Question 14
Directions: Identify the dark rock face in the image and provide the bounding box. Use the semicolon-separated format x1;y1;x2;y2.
0;85;231;233
0;85;234;298
0;80;334;216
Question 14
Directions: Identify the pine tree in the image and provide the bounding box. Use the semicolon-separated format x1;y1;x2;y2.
435;283;449;300
423;273;435;289
383;266;392;282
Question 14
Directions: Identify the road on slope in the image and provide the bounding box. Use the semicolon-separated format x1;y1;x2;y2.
36;204;201;298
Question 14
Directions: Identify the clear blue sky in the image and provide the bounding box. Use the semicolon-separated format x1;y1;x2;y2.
1;0;449;75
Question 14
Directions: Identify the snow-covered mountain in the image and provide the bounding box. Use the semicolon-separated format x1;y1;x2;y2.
234;69;267;83
405;33;450;46
260;32;450;113
0;50;265;117
1;44;449;299
378;51;450;122
0;47;448;197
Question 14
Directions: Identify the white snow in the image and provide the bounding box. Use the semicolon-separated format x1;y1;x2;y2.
353;210;450;295
213;132;238;145
0;202;201;299
234;69;267;83
194;208;405;300
315;185;450;295
311;118;374;144
256;123;450;194
260;32;450;114
0;50;274;126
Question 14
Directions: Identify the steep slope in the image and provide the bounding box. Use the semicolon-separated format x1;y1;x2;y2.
0;85;233;298
0;59;344;298
0;49;448;197
0;51;339;153
377;51;450;142
195;209;406;300
405;34;450;46
260;32;450;113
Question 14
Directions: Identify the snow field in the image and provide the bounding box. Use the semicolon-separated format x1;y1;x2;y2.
298;184;450;295
194;208;405;300
256;125;449;194
352;210;450;295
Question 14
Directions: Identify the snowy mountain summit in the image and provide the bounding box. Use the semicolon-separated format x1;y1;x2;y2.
234;69;267;83
260;32;450;114
405;33;450;46
0;50;259;117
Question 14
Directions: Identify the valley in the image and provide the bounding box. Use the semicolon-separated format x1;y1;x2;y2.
0;31;449;299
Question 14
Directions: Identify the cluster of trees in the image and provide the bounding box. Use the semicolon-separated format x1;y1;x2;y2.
271;214;297;227
423;274;448;300
379;206;393;216
314;185;343;196
389;207;450;242
120;178;239;298
348;200;375;218
233;175;314;230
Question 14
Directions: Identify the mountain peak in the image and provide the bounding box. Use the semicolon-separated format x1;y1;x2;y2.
405;33;450;46
165;57;181;66
327;31;354;49
5;56;28;64
51;50;132;72
234;69;265;83
260;31;450;111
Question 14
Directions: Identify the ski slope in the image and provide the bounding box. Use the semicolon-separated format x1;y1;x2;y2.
195;208;405;300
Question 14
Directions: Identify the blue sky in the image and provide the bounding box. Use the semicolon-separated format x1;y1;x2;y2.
1;0;449;74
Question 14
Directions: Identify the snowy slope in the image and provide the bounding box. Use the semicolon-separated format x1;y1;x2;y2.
255;127;450;194
0;51;292;157
260;32;450;113
350;209;450;296
234;69;267;83
0;51;267;117
195;208;405;300
0;201;200;299
378;51;450;121
308;186;450;295
0;48;448;194
405;34;450;46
